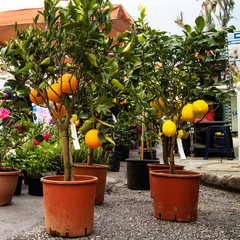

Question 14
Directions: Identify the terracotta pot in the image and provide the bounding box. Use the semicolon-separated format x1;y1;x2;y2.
41;175;97;237
73;163;108;205
0;167;20;206
148;163;185;197
151;170;202;222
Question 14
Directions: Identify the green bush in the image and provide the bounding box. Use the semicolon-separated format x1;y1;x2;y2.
2;140;63;177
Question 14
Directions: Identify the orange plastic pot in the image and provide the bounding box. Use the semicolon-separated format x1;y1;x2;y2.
73;163;108;205
151;170;202;222
41;175;97;237
148;163;185;197
0;167;20;206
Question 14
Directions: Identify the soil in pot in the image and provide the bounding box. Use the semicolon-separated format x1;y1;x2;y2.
151;169;202;222
41;175;97;237
73;163;108;205
0;167;20;206
126;158;159;190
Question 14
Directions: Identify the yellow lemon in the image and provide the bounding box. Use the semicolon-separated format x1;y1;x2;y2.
150;97;165;110
181;104;196;122
178;129;189;139
162;120;176;137
192;100;208;116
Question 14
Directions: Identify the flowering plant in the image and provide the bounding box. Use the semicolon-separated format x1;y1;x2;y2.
0;87;45;168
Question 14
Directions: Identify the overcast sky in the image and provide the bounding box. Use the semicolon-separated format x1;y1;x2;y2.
0;0;239;34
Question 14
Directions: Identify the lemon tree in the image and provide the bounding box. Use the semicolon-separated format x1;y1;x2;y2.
114;7;235;172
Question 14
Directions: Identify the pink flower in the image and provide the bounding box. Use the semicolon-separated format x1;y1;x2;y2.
44;133;50;142
3;93;8;98
1;100;6;103
0;108;10;119
33;140;42;146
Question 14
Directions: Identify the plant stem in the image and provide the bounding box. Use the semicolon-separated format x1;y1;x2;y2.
87;147;94;165
62;130;71;181
169;136;176;174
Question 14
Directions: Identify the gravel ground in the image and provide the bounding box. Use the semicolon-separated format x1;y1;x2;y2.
7;162;240;240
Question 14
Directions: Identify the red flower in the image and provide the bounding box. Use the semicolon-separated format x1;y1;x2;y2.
33;140;42;146
44;133;50;142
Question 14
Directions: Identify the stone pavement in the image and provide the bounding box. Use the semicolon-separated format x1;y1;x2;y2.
1;153;240;240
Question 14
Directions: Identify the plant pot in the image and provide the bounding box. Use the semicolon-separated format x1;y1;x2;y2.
73;163;108;205
115;146;129;161
142;149;157;159
151;170;202;222
41;175;97;237
28;175;43;196
14;175;24;196
148;163;185;197
0;167;20;206
126;158;159;190
108;151;121;172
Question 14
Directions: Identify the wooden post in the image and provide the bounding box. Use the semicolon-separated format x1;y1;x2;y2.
140;111;145;160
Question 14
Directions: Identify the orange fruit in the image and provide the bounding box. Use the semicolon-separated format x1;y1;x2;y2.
75;120;80;127
29;88;46;104
52;104;66;119
47;83;64;102
60;73;78;93
85;129;102;149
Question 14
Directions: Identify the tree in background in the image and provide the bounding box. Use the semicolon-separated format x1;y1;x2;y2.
176;0;235;31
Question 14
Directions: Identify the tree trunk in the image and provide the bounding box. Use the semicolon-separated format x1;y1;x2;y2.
87;147;94;165
162;135;169;165
169;136;176;174
61;130;72;181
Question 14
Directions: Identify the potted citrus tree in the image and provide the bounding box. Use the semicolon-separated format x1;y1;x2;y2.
115;7;235;221
1;0;119;236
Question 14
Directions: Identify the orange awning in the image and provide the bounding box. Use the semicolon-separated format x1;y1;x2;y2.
0;4;134;46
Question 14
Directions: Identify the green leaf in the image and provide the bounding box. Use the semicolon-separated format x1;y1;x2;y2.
105;135;115;146
19;63;33;73
40;57;51;66
96;118;114;128
35;134;44;142
111;79;125;90
184;24;192;33
39;81;47;89
86;53;98;67
122;42;131;53
195;16;205;32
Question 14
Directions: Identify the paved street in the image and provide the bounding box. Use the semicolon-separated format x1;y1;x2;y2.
1;160;239;240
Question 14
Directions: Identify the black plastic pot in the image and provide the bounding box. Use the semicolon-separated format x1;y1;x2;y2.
14;175;23;196
126;158;159;190
142;149;157;159
28;176;43;196
115;146;129;161
108;151;121;172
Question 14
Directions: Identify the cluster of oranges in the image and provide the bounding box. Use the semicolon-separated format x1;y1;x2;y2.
30;74;103;150
29;73;78;119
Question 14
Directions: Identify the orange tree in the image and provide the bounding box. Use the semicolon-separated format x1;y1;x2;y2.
1;0;119;181
114;7;235;173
